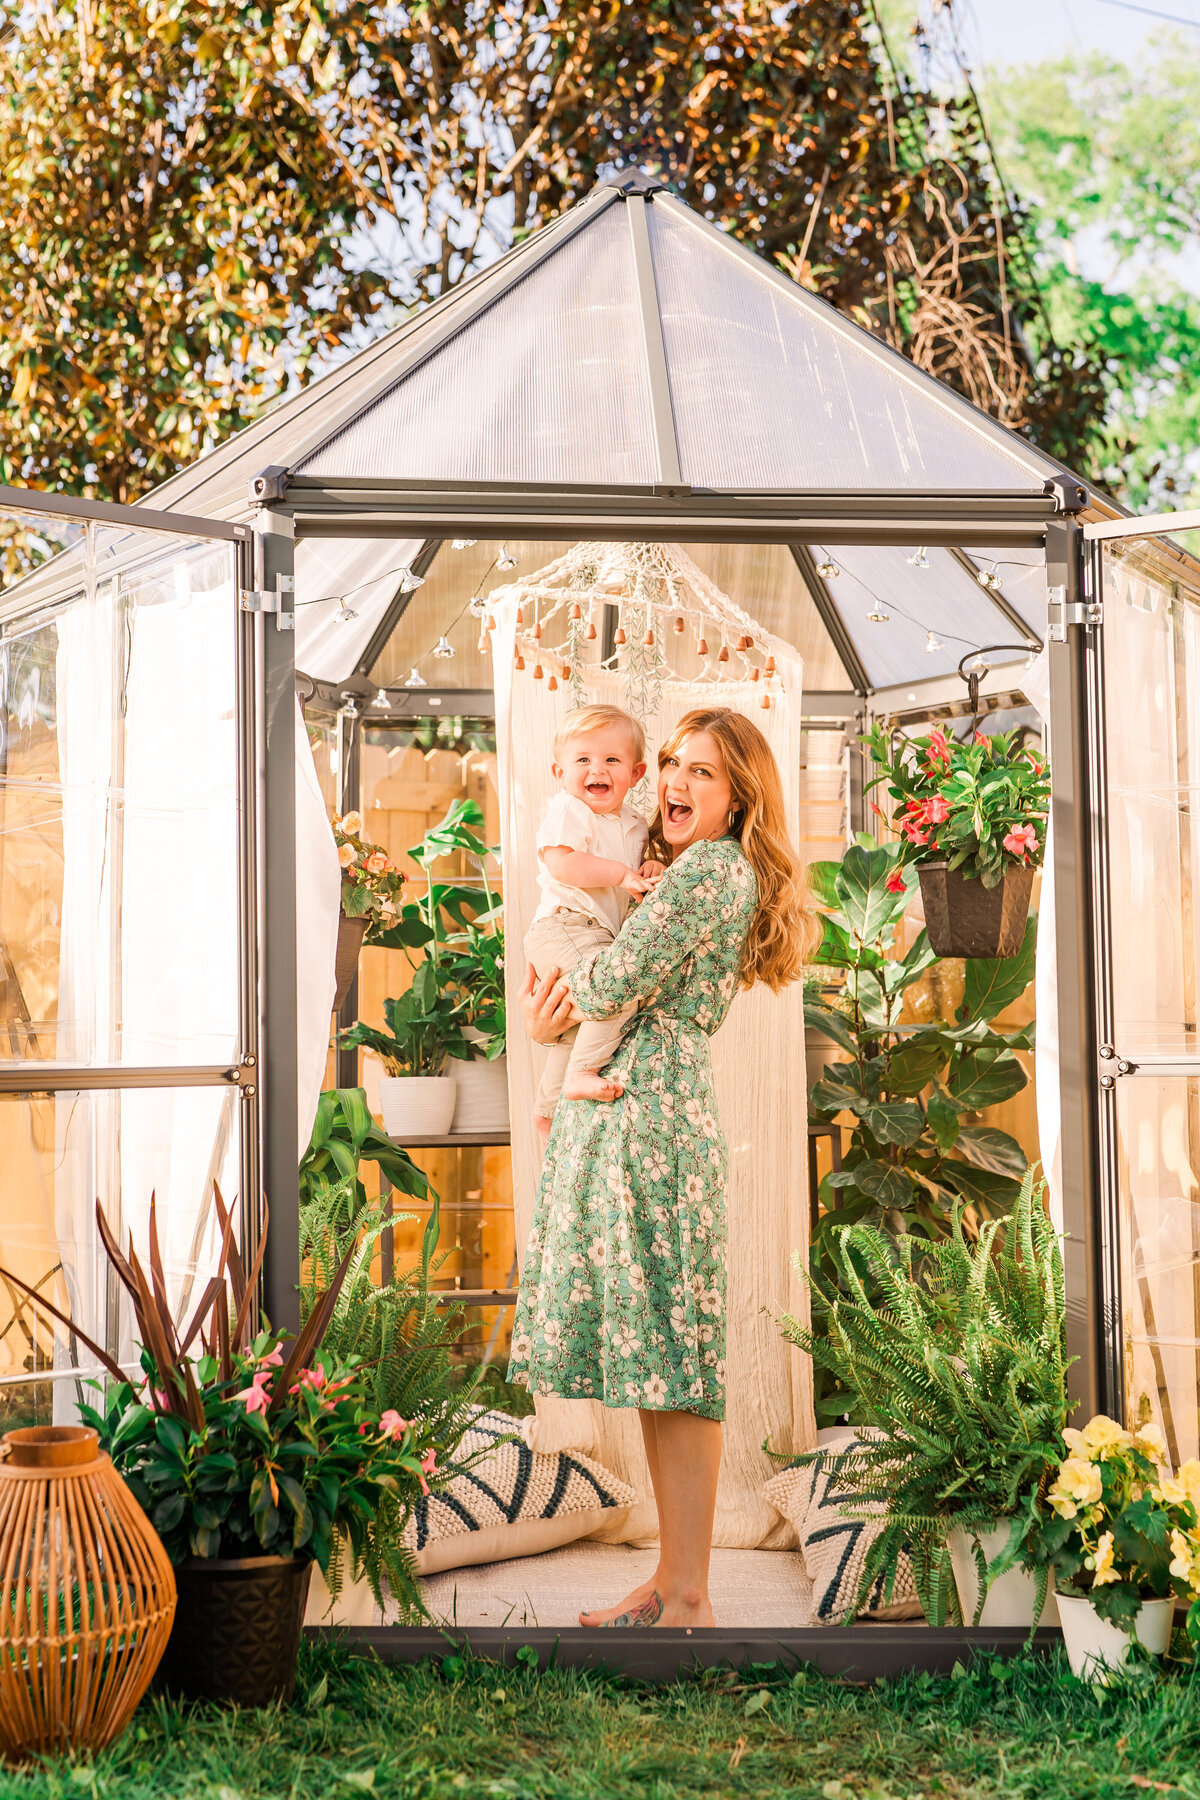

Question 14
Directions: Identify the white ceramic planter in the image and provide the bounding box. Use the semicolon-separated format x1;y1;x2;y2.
1057;1592;1174;1683
379;1074;457;1139
304;1559;377;1627
451;1052;510;1135
949;1522;1059;1628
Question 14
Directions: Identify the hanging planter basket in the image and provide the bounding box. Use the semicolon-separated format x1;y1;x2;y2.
917;862;1034;960
333;913;370;1012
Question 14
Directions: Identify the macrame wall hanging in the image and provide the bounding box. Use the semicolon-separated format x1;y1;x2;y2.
489;541;814;1552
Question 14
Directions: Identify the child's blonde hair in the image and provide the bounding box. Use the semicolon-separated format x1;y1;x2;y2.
554;704;646;765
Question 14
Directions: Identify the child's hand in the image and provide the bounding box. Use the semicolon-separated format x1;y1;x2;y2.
638;860;667;886
620;869;652;899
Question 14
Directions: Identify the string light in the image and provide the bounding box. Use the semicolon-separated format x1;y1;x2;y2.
907;546;931;569
432;635;456;660
403;667;427;688
373;687;392;709
468;593;488;618
497;546;518;570
816;557;840;580
866;606;891;624
335;597;358;623
977;562;1002;592
451;539;477;550
925;629;943;654
398;567;425;593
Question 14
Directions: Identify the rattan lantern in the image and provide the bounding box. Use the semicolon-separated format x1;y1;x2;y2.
0;1426;176;1763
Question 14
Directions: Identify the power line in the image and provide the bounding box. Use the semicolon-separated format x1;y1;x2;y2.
1094;0;1200;26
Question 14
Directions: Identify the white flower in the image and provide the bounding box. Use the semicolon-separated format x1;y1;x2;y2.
627;1263;646;1291
699;1206;714;1230
569;1251;585;1270
643;1375;668;1404
625;1382;641;1401
612;1325;640;1357
543;1319;562;1348
511;1334;531;1360
684;1174;705;1204
588;1239;606;1266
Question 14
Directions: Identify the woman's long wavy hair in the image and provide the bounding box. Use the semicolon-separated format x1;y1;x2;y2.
648;707;811;992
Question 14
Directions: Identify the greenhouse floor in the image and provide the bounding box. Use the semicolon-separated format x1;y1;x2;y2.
419;1542;816;1629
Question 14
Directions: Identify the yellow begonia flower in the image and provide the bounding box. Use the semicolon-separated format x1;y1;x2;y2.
1075;1415;1133;1458
1155;1474;1187;1507
1053;1457;1104;1508
1090;1530;1119;1586
1132;1421;1168;1461
1168;1527;1200;1589
1178;1459;1200;1506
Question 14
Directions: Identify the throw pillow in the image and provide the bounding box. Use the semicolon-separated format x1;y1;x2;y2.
761;1436;923;1624
401;1410;638;1576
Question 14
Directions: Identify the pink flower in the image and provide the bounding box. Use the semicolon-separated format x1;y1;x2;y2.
974;731;989;747
257;1346;284;1369
149;1386;170;1411
365;852;388;875
900;819;929;846
338;843;357;869
289;1365;327;1395
925;794;950;825
420;1449;439;1476
1003;824;1039;859
379;1410;410;1440
925;727;951;772
886;871;906;895
235;1372;272;1415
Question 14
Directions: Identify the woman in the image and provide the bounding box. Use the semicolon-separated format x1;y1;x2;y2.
509;707;809;1629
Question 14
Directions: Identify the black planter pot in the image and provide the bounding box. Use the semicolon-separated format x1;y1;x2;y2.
155;1555;312;1707
917;862;1035;960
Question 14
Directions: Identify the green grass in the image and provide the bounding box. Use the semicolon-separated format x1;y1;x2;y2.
5;1639;1200;1799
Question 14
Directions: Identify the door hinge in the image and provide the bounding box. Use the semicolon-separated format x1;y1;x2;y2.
1047;584;1101;642
240;574;295;631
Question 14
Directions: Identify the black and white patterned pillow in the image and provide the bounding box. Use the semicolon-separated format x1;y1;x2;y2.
761;1436;923;1624
401;1411;637;1576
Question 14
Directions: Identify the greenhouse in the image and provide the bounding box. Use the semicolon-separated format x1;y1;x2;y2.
3;167;1200;1658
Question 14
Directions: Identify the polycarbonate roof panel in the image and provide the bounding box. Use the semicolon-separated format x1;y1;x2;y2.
815;545;1032;688
971;548;1049;638
299;202;658;485
648;199;1053;493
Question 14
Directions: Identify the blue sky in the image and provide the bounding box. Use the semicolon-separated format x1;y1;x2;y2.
952;0;1198;67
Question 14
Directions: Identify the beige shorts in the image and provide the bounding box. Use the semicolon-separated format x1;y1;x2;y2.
524;909;636;1118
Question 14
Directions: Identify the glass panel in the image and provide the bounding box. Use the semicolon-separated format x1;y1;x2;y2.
1104;542;1200;1058
648;196;1053;492
1116;1075;1200;1466
0;1085;240;1418
298;203;658;485
0;530;239;1065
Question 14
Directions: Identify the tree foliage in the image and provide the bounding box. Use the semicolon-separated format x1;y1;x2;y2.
0;0;1108;505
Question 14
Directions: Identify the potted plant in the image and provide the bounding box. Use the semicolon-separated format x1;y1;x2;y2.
1012;1417;1189;1680
804;835;1035;1420
863;723;1049;958
340;985;469;1137
1;1190;457;1707
779;1169;1070;1626
332;811;408;1010
366;797;507;1135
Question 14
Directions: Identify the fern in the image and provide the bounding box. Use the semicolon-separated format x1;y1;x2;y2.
779;1167;1073;1624
300;1181;489;1620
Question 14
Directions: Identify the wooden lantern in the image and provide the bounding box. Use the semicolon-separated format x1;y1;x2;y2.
0;1426;176;1763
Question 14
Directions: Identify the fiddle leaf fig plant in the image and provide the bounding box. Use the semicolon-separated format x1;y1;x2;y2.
807;836;1035;1301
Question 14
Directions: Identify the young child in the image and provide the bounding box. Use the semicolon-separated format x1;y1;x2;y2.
524;704;664;1143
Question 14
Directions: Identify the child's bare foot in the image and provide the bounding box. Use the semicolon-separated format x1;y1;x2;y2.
562;1070;624;1104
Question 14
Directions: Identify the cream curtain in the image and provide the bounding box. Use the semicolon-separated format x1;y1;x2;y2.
492;543;813;1548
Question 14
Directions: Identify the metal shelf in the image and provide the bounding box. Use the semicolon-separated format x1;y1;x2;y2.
393;1131;511;1148
430;1288;518;1306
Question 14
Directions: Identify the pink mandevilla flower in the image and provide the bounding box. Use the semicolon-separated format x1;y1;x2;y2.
925;727;951;772
379;1410;410;1440
289;1365;327;1395
1003;824;1039;859
886;871;906;895
235;1371;272;1415
257;1346;284;1369
924;795;950;825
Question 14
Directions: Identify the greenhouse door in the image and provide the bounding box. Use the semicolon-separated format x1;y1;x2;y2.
0;493;277;1425
1089;511;1200;1463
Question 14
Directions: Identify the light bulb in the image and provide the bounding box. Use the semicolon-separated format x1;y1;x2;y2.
404;666;427;689
335;597;358;623
468;594;488;619
497;546;518;570
374;687;391;709
977;563;1001;592
817;558;840;580
339;691;359;718
451;538;477;550
866;608;890;624
398;567;426;593
969;654;989;675
432;635;456;660
908;546;930;569
925;629;943;654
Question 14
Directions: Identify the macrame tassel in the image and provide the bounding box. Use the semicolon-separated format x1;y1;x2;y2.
673;615;685;635
717;644;729;664
514;651;525;671
585;621;597;641
516;606;525;627
761;693;771;709
614;626;627;645
749;665;761;682
697;638;709;658
531;619;542;640
561;662;571;681
643;627;655;647
533;663;544;680
736;634;753;652
570;602;582;621
765;655;776;677
547;673;558;691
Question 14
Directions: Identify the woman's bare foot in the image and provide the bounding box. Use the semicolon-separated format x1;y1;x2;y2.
562;1070;624;1103
654;1592;716;1628
579;1573;660;1627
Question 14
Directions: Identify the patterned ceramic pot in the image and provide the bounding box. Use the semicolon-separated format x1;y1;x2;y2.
154;1556;312;1707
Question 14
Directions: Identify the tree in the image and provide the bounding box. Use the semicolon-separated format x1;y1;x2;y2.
0;0;1108;506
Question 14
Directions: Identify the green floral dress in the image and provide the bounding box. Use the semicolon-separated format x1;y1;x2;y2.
509;836;757;1421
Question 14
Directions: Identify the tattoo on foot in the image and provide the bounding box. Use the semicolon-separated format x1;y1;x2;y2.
598;1589;664;1629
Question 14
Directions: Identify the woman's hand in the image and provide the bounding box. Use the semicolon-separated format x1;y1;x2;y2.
520;962;582;1042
